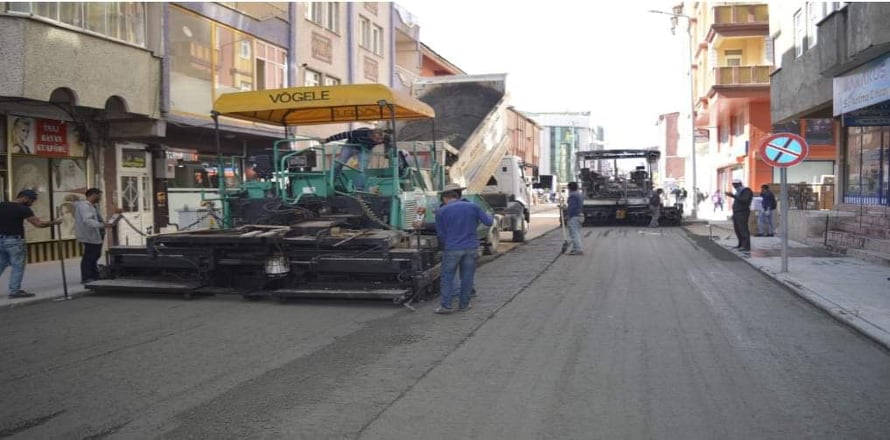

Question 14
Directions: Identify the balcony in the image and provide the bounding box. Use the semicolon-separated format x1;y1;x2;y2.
713;65;771;86
708;4;769;42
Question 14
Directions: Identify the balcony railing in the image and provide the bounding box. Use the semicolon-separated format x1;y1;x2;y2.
713;65;771;86
713;4;769;25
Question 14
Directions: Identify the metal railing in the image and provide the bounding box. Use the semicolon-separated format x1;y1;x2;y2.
713;4;769;25
713;65;771;86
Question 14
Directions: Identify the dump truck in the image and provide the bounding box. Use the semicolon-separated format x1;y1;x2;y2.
398;74;531;247
576;149;682;226
87;84;449;304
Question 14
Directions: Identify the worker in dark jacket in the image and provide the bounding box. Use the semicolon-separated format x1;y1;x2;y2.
322;127;389;190
433;189;493;314
0;190;62;298
725;179;753;251
756;184;777;237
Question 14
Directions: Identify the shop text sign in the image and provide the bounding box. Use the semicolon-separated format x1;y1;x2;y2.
834;54;890;115
34;119;69;157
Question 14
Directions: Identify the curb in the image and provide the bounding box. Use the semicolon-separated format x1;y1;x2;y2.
682;226;890;352
0;289;91;310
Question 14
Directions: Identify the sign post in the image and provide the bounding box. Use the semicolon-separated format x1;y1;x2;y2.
759;133;809;273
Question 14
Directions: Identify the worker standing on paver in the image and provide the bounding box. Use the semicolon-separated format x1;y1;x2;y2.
0;189;62;298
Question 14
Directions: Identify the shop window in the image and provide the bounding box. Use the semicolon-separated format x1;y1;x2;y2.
845;127;862;196
804;119;833;145
6;115;88;242
861;126;883;196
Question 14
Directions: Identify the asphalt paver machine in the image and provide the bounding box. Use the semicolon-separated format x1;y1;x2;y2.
576;149;682;226
87;84;448;304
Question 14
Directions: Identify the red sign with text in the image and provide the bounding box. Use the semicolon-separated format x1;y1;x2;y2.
34;119;69;157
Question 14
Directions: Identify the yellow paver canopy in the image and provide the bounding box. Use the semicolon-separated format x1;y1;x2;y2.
212;84;435;126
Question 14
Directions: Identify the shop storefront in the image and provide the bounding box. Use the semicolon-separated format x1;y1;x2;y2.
835;53;890;206
3;115;91;262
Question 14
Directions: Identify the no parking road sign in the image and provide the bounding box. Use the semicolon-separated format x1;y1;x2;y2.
759;133;809;168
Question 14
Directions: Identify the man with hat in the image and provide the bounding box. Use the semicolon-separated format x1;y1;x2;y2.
432;186;493;314
725;179;753;251
0;190;62;298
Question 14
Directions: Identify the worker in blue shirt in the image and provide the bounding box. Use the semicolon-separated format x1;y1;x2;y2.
565;182;584;255
756;184;777;237
434;188;493;314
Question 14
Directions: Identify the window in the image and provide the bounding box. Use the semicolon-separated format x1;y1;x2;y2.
359;16;370;49
239;40;251;59
304;69;321;87
807;2;818;48
255;41;287;90
372;24;384;56
793;9;804;57
326;3;339;33
725;49;742;67
306;2;323;23
306;2;339;33
324;76;340;86
765;36;775;66
10;2;145;46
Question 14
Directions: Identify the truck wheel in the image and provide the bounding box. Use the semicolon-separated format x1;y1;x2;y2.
483;225;501;255
512;217;528;242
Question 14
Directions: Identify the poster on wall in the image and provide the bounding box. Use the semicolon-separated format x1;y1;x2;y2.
6;115;85;157
805;119;834;145
12;156;52;242
51;158;88;240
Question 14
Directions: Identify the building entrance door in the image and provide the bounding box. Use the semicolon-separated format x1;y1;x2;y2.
116;143;153;246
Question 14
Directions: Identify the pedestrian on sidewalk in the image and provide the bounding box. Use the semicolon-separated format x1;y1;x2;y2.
712;190;724;212
0;189;62;298
565;181;584;255
725;179;753;251
756;184;777;237
648;188;664;228
74;188;110;284
433;188;493;314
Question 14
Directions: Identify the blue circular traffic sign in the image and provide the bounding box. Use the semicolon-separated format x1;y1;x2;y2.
759;133;809;168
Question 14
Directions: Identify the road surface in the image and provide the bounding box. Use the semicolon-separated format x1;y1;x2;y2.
1;222;887;439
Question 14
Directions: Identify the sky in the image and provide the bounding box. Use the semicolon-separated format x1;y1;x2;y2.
395;0;690;149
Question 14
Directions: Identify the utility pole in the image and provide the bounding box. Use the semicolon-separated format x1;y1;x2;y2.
650;8;698;220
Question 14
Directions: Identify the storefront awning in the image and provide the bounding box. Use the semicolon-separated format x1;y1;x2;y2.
212;84;435;126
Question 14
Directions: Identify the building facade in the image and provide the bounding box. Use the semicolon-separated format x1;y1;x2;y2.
656;112;684;191
0;1;452;263
1;2;165;260
521;111;603;187
685;2;776;198
770;2;890;254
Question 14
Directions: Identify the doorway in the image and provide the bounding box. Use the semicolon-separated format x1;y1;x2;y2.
116;143;153;246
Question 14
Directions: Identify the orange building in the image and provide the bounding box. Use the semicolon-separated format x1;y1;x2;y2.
683;2;839;198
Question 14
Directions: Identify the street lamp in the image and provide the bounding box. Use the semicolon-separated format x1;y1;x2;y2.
649;8;698;220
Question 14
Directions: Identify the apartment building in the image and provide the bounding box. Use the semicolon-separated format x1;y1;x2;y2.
520;111;603;186
0;2;436;261
685;2;775;196
0;2;164;260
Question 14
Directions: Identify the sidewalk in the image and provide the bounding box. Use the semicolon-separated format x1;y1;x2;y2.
686;220;890;351
0;258;88;309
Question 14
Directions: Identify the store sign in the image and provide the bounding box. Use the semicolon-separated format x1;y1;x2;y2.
842;102;890;126
34;119;69;157
833;53;890;115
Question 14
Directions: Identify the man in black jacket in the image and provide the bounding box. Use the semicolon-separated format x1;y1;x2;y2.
725;179;753;251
